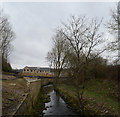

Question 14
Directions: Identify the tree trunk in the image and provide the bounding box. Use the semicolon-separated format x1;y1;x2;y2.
80;85;85;111
76;87;81;108
76;73;85;111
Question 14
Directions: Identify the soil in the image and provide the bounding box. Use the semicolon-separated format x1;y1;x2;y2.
2;74;28;115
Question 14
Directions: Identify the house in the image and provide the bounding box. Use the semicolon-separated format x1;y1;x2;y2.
21;66;52;77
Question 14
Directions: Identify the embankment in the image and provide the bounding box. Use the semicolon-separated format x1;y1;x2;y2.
54;78;118;116
14;78;51;115
2;75;52;116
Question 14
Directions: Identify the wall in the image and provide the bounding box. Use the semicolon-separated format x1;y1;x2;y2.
14;79;50;115
21;72;52;77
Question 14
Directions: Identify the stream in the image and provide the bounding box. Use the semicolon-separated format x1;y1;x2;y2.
42;84;80;116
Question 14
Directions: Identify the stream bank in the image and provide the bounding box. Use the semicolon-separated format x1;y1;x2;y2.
13;78;51;116
54;85;93;116
42;84;81;116
3;75;118;116
2;75;52;116
54;78;118;116
30;83;82;116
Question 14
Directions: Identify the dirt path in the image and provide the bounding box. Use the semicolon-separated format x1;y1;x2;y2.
2;75;28;115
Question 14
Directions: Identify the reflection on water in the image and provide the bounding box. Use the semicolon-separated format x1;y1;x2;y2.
43;89;80;116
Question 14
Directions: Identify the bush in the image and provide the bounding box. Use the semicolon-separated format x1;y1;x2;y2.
2;57;12;72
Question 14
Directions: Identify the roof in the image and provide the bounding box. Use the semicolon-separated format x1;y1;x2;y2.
27;67;37;70
13;69;22;73
37;67;50;72
25;66;50;72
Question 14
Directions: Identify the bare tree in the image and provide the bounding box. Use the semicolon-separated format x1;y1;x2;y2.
59;16;106;110
106;3;120;51
0;10;15;62
105;3;120;64
46;30;69;85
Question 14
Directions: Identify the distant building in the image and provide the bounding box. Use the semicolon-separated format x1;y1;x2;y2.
21;66;52;77
13;69;23;74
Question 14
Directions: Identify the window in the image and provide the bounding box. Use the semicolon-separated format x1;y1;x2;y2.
31;70;32;72
27;69;29;71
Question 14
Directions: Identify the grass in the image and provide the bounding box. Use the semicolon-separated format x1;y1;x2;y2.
56;78;118;115
30;89;50;116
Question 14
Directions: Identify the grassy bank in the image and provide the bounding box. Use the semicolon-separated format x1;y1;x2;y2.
30;89;50;116
30;84;54;116
55;78;119;116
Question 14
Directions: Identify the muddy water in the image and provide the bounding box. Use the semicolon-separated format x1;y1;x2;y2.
43;85;80;116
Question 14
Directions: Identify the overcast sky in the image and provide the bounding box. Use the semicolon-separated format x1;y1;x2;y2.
2;2;116;69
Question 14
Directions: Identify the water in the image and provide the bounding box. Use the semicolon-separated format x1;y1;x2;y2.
43;88;80;116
